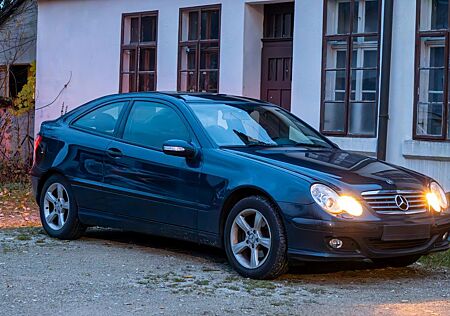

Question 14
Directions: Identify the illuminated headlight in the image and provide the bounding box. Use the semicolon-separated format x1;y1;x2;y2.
427;181;448;213
310;184;363;217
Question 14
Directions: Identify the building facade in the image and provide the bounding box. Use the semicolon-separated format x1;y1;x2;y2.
35;0;450;190
0;0;36;101
0;0;36;162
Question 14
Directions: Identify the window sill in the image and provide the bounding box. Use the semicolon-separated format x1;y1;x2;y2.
402;140;450;161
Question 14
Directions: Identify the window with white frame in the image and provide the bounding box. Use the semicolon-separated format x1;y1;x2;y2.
415;0;450;140
321;0;380;137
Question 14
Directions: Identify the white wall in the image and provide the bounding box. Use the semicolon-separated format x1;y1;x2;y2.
35;0;270;131
386;0;450;190
242;3;264;99
291;0;323;128
291;0;450;190
36;0;450;190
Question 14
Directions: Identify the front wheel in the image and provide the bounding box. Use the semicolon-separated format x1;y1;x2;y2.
373;255;422;268
39;175;86;240
224;196;288;279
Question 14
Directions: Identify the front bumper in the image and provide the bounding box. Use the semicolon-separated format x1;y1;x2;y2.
283;207;450;262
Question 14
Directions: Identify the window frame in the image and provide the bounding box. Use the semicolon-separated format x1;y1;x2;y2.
115;98;198;152
177;4;222;93
0;65;8;98
119;11;158;93
413;0;450;141
70;100;130;138
320;0;382;138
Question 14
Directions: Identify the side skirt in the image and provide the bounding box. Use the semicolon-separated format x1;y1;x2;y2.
78;208;221;248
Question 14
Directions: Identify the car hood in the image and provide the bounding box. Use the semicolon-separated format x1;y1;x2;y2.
224;147;428;192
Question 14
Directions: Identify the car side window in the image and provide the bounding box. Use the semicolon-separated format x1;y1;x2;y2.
73;101;126;136
122;101;190;149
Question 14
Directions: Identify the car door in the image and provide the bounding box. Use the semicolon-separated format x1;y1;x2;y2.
68;99;129;213
103;99;202;230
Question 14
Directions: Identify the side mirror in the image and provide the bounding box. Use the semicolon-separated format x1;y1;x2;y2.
163;139;197;159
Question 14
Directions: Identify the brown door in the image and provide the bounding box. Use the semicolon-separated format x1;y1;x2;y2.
260;3;294;111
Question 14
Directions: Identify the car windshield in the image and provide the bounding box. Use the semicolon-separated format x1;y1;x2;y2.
189;103;333;148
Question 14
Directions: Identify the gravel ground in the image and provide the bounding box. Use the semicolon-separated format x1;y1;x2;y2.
0;227;449;316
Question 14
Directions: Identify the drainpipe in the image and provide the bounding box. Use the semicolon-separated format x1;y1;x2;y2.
377;0;394;161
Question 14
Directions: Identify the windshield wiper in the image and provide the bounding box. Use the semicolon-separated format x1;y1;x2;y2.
232;129;278;147
293;142;329;148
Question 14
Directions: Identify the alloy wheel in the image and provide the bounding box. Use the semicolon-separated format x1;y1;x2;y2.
230;209;272;269
43;183;70;231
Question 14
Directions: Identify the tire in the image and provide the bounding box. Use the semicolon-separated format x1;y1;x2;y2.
373;254;422;268
39;174;86;240
224;196;288;279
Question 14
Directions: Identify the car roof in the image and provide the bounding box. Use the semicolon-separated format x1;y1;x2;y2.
62;92;273;123
114;92;271;105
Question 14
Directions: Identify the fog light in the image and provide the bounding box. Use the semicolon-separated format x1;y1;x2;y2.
443;232;449;241
329;238;343;249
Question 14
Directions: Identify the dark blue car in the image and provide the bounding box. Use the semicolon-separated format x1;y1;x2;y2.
32;93;450;279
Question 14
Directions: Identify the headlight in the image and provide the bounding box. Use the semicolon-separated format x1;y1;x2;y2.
310;184;363;217
427;181;448;213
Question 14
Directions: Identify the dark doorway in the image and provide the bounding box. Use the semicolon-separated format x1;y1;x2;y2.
9;65;30;97
261;3;294;111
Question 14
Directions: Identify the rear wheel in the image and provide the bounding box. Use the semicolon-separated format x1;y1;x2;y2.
224;196;288;279
39;175;86;240
373;255;421;268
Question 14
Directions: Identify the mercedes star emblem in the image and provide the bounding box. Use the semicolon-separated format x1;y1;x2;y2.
395;195;410;211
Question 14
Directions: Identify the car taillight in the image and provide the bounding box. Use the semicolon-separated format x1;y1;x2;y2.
33;135;43;165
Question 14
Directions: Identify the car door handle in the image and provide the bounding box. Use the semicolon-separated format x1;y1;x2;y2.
106;148;123;159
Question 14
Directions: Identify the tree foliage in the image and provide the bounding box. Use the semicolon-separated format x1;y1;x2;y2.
13;60;35;114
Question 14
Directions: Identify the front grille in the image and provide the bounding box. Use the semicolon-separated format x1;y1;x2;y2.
367;238;429;251
361;190;428;215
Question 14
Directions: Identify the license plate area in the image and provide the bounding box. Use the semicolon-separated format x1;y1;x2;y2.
382;224;431;241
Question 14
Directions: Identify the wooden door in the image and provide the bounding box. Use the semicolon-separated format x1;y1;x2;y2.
260;3;294;111
261;41;293;110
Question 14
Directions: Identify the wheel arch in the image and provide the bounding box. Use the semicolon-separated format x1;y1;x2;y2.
35;169;68;202
219;186;282;247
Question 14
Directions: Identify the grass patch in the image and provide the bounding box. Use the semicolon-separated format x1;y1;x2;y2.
307;287;327;295
194;280;210;286
225;285;240;291
16;234;32;241
1;243;13;254
244;279;277;292
420;250;450;268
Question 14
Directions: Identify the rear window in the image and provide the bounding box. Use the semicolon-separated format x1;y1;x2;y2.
73;101;127;136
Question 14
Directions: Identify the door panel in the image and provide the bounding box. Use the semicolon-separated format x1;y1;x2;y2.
103;141;201;229
261;3;294;111
261;42;293;111
102;100;202;230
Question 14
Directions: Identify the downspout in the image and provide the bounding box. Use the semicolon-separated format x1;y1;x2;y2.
377;0;394;161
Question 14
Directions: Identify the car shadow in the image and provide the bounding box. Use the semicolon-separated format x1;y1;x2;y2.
83;227;438;282
83;227;228;264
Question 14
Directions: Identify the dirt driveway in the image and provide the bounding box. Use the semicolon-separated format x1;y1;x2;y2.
0;227;449;316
